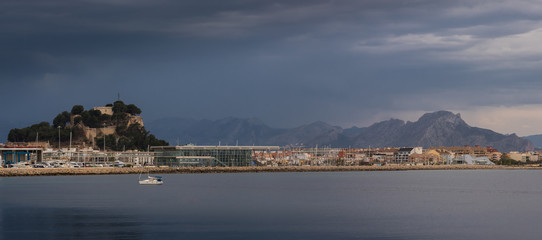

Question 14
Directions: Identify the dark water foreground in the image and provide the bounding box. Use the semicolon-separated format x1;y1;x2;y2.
2;170;542;239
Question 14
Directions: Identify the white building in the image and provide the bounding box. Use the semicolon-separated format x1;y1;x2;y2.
453;155;495;165
395;147;423;163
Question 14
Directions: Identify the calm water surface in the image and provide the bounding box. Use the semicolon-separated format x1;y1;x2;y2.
2;170;542;239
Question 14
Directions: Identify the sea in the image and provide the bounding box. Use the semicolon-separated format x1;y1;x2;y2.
2;170;542;239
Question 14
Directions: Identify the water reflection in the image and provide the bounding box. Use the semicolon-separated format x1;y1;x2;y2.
2;207;144;240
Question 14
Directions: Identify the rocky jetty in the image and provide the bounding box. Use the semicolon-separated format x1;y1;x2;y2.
0;165;531;177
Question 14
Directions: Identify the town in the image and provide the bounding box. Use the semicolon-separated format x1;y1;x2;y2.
1;103;537;168
0;141;536;168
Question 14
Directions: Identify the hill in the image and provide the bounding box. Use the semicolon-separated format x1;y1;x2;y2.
7;101;168;150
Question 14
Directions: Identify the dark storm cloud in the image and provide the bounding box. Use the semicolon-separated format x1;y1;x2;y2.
2;0;542;138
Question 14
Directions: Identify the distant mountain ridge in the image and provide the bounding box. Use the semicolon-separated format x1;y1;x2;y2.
522;134;542;149
340;111;533;152
146;111;533;152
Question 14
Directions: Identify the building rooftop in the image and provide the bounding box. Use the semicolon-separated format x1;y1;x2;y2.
151;145;280;151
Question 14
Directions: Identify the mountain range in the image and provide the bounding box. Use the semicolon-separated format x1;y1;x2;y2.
522;135;542;149
146;111;534;152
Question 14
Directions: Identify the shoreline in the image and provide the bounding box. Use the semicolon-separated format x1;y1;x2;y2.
1;165;540;177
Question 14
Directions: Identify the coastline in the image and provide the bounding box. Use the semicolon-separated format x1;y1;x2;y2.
1;165;539;177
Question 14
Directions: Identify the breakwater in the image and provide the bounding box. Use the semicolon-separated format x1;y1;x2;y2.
0;164;536;177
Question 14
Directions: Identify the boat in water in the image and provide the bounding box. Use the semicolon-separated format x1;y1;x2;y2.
139;173;163;185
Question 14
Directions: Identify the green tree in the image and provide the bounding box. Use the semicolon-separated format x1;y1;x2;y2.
73;116;83;125
53;111;71;127
71;105;84;115
81;111;97;128
81;109;104;128
72;125;85;141
8;121;62;143
146;134;168;147
117;136;134;150
126;104;142;115
109;123;168;150
88;109;101;117
8;128;23;142
112;101;127;114
98;113;112;124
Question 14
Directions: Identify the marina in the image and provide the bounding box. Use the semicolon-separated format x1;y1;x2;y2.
1;143;519;170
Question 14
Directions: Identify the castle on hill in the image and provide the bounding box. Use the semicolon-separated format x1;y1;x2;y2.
69;105;144;147
7;100;168;151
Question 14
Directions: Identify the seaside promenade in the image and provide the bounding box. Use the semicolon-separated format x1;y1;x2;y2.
0;165;537;177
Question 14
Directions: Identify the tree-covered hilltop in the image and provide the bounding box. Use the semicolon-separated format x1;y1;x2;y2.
95;124;168;151
8;101;168;150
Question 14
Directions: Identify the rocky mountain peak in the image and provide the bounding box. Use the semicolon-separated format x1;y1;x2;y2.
417;111;465;127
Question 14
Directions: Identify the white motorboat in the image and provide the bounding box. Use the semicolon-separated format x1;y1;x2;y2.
139;173;163;185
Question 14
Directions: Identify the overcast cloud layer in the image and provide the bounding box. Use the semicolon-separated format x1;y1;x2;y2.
2;0;542;139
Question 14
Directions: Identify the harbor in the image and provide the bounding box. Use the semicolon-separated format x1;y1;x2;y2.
0;164;537;177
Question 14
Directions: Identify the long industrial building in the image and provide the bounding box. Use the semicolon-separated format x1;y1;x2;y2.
151;145;280;167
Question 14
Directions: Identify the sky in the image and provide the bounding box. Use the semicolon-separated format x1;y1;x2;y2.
2;0;542;140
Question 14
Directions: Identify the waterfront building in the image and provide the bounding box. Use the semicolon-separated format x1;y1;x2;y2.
427;146;496;158
359;147;398;163
527;152;541;162
151;145;280;167
41;147;155;166
409;150;441;164
395;147;423;163
115;150;154;166
488;152;502;162
285;147;340;166
452;154;494;165
339;149;370;166
0;146;43;166
508;151;526;162
424;149;442;163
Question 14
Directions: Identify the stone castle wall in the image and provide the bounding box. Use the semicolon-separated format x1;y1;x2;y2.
128;115;144;127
